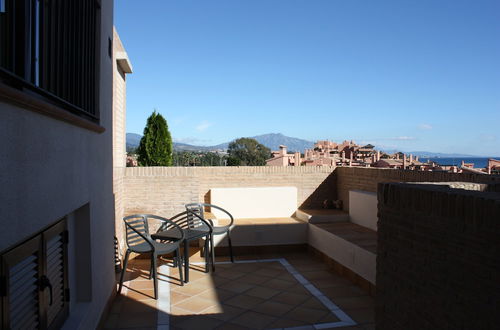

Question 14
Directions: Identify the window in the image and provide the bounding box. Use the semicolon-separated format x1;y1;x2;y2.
1;218;69;329
0;0;101;121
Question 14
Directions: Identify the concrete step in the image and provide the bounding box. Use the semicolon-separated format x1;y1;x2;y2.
296;209;350;224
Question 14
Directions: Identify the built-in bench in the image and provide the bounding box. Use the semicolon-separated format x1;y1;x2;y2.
208;187;307;248
302;190;378;287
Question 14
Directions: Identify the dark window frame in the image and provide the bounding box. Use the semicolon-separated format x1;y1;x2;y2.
0;0;102;123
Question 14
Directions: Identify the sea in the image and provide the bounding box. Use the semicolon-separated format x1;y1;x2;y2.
425;157;497;169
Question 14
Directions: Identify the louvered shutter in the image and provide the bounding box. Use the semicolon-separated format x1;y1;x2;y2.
42;220;69;330
1;236;42;329
1;218;69;330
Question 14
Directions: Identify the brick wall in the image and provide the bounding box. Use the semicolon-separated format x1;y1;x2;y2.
376;183;500;330
122;166;335;218
335;167;500;211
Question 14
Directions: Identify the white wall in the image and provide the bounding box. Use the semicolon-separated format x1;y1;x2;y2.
349;190;378;231
0;1;116;328
210;187;298;219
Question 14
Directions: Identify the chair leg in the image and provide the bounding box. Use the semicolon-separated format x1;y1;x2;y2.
200;240;204;257
149;255;154;280
118;250;130;294
153;253;158;300
204;237;210;273
184;241;190;283
227;232;234;263
176;248;184;286
210;234;216;272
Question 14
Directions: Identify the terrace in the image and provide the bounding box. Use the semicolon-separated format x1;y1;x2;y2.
103;166;499;329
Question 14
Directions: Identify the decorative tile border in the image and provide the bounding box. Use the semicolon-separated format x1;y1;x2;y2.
171;258;357;330
157;264;171;329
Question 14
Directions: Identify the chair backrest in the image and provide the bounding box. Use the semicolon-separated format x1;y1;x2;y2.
156;210;210;234
185;203;205;229
186;203;234;229
123;214;153;250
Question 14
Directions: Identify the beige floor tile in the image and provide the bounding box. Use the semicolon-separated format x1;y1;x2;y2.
230;310;278;330
170;305;193;316
212;288;239;302
206;303;246;321
128;279;154;290
260;278;296;290
320;285;367;299
222;281;255;294
170;291;192;305
236;274;269;286
284;283;311;295
266;317;309;328
252;267;284;278
301;296;330;310
171;281;210;296
124;288;156;301
318;311;340;323
115;312;157;328
215;322;252;330
333;296;375;310
245;285;280;299
251;300;296;317
103;313;119;329
225;294;265;309
175;295;218;314
121;298;157;314
172;315;223;329
343;307;375;324
214;270;246;280
285;305;330;324
272;291;310;306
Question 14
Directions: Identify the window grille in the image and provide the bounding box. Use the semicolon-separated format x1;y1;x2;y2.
0;0;101;121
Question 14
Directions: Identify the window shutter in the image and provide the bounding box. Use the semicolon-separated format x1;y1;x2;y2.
42;220;69;330
1;235;42;329
0;218;69;330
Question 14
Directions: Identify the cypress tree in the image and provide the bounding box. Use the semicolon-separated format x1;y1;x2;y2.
137;111;173;166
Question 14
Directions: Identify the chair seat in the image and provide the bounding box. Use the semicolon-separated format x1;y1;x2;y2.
153;228;209;242
129;240;180;254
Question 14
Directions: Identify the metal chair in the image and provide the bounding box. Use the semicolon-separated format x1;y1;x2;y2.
118;214;185;299
185;203;235;271
151;211;213;283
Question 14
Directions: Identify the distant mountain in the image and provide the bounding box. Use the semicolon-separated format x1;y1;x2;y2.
126;133;213;152
211;133;314;152
380;149;480;158
126;133;142;151
127;132;314;153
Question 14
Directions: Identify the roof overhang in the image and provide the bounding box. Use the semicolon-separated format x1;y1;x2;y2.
116;51;133;74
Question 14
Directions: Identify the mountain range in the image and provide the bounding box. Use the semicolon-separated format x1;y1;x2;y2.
126;133;314;153
126;132;486;158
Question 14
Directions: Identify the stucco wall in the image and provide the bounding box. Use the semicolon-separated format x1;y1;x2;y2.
0;1;115;328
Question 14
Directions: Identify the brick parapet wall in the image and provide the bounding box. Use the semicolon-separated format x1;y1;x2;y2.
122;166;336;218
335;167;500;211
376;183;500;330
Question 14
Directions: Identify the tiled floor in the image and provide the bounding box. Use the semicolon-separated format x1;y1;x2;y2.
103;250;375;330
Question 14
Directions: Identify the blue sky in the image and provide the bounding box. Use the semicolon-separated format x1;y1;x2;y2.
115;0;500;156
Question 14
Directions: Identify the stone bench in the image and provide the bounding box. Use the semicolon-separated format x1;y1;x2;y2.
207;187;307;248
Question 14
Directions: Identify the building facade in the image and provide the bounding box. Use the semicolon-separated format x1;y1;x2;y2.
0;1;116;328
